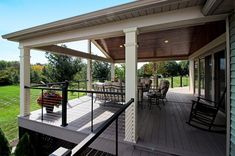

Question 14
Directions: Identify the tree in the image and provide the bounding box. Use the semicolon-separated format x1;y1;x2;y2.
164;61;179;77
156;62;167;77
43;52;82;82
0;128;11;156
138;63;154;77
73;62;87;81
92;61;111;82
14;133;35;156
115;64;125;81
31;64;45;83
178;61;189;76
0;61;20;85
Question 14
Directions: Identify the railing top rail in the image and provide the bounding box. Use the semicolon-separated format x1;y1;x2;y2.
69;80;88;82
25;86;125;95
67;89;125;95
24;86;62;91
71;98;134;155
29;81;68;88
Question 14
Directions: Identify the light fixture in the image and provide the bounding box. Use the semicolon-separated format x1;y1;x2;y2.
164;40;169;43
120;45;123;48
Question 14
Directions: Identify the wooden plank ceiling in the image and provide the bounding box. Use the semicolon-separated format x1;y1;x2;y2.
95;21;225;62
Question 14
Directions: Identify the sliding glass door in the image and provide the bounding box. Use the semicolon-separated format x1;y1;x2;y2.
214;51;226;112
205;55;212;100
199;58;205;97
194;60;199;95
194;51;225;107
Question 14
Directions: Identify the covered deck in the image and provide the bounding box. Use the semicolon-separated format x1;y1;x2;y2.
19;87;225;156
3;1;233;155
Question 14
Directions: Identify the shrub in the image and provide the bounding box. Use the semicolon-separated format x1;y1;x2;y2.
14;133;35;156
0;128;11;156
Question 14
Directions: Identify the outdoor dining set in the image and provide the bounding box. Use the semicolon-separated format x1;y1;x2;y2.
92;78;170;110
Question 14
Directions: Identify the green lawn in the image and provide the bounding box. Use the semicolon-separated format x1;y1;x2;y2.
159;76;189;88
0;85;83;143
0;86;41;142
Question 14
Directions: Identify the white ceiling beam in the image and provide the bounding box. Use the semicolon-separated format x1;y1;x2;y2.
91;39;113;60
35;45;113;63
20;6;227;47
114;55;188;63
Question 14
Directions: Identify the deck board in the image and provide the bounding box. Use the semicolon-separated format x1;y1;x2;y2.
21;87;225;156
137;87;226;156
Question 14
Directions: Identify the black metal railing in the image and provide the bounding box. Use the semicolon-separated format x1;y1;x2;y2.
26;81;69;126
69;80;88;98
66;89;125;132
50;98;134;156
26;81;125;130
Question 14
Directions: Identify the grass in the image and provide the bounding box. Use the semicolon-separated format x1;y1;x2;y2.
0;86;41;142
0;85;84;143
159;76;189;88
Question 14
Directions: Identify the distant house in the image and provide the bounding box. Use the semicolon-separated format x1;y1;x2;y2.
2;0;235;156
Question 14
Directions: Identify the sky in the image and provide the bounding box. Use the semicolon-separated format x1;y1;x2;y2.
0;0;134;64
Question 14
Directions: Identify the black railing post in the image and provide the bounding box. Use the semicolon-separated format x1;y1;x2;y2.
41;89;44;121
156;76;158;89
180;75;183;87
61;81;69;127
116;118;118;156
86;80;88;95
171;77;173;88
91;92;94;132
121;85;124;104
78;81;80;98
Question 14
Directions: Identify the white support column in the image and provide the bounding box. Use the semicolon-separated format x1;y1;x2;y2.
189;60;194;94
87;40;92;90
124;27;138;143
19;46;31;116
111;63;115;81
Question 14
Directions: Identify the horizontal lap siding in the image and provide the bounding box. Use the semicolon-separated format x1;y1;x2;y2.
230;13;235;156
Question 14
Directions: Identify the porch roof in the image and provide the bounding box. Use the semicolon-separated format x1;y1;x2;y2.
94;20;225;62
2;0;234;62
2;0;206;42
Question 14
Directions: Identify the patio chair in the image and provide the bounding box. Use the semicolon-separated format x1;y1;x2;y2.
158;80;170;105
147;80;170;109
187;88;226;132
139;78;152;93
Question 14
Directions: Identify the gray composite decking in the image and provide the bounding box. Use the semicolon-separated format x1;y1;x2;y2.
19;87;226;156
137;87;226;156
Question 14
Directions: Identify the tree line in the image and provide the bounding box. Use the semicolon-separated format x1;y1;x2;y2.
0;53;112;85
138;61;189;78
0;53;188;86
114;61;189;81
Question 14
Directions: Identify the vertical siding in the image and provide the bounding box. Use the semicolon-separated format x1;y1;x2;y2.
230;12;235;156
